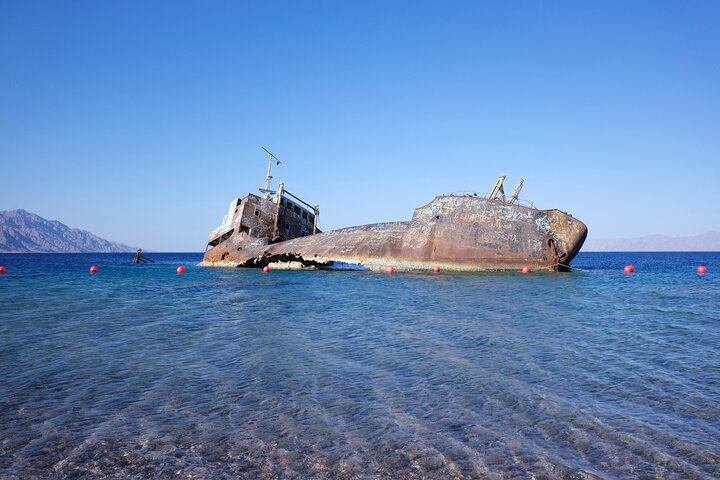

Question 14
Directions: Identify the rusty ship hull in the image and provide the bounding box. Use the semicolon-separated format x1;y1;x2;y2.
201;195;587;272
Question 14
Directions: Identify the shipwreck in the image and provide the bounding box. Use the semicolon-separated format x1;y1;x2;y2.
201;150;587;272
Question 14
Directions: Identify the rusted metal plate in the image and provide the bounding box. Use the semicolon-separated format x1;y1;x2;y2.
201;196;587;272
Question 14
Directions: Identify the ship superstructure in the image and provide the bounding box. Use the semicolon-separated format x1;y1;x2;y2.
205;148;320;261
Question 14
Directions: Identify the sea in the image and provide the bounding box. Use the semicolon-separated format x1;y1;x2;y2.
0;252;718;480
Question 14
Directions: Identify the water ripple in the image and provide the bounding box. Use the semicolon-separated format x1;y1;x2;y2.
0;252;718;478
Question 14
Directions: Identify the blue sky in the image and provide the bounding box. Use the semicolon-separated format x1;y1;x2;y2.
1;1;718;251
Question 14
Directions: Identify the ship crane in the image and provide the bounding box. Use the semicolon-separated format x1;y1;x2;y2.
489;174;506;201
489;174;524;204
509;179;524;204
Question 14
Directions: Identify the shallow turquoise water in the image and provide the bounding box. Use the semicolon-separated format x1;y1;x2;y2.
0;252;718;479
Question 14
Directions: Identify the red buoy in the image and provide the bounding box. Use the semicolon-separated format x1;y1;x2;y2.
89;265;98;274
698;265;707;274
0;266;6;273
624;265;635;273
387;266;395;274
262;266;271;273
521;266;531;274
176;266;186;274
433;266;441;273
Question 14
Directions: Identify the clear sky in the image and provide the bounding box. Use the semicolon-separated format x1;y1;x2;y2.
1;1;718;251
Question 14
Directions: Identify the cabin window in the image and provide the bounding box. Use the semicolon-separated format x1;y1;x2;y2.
254;208;261;217
293;205;301;214
302;211;308;220
309;214;314;223
240;225;250;235
208;228;234;247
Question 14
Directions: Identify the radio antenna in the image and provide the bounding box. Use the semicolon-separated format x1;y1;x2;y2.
260;146;282;199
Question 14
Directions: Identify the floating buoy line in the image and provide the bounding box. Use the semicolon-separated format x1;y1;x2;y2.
0;260;711;276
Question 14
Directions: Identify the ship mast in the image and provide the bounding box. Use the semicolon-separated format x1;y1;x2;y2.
260;146;281;199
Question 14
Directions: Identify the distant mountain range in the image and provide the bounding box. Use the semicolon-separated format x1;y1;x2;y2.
2;208;717;253
583;231;720;252
0;209;133;253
